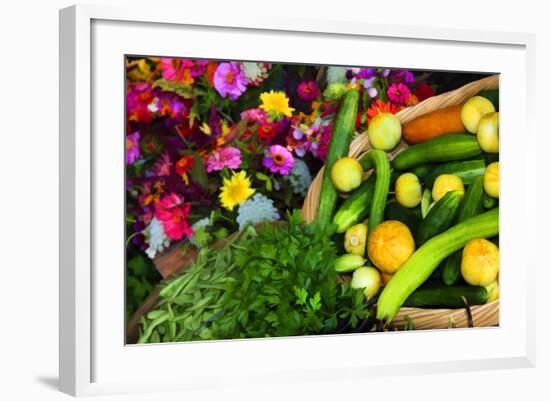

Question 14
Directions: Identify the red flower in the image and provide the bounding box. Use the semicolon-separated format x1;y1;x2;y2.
366;99;404;124
415;81;435;101
155;193;193;241
257;123;278;141
175;155;195;175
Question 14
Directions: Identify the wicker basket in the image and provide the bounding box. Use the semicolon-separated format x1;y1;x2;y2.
302;74;500;329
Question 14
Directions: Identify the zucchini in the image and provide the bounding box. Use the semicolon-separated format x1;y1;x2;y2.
315;89;359;227
424;159;486;188
440;176;485;286
477;89;499;111
392;133;483;171
376;208;499;323
332;175;375;233
403;285;488;308
384;201;422;236
416;191;463;246
364;149;391;236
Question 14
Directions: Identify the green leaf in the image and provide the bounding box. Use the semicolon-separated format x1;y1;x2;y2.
152;79;194;99
256;172;270;181
293;286;308;306
309;292;322;311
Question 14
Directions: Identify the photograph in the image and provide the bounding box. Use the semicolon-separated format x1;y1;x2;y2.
124;56;500;344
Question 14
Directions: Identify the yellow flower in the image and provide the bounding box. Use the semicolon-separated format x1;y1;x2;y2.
259;90;295;118
219;171;255;211
199;122;212;135
127;58;155;82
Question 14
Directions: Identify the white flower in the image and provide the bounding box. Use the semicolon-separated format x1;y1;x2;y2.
144;218;170;259
326;66;348;84
241;62;270;86
236;193;280;230
286;158;312;196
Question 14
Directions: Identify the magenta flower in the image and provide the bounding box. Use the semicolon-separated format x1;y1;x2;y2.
206;147;242;173
126;131;141;165
387;82;411;104
262;145;295;176
213;62;247;100
155;193;193;241
297;81;321;102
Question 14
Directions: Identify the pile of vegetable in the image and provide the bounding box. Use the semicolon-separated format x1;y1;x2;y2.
138;211;369;343
139;85;500;342
323;89;500;324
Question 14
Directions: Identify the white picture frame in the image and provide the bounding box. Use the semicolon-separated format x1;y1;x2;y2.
59;3;536;397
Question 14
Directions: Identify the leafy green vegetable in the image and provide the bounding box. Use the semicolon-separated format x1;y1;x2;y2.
138;211;370;343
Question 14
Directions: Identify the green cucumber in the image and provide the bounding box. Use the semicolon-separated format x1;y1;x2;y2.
332;175;375;233
377;208;499;323
441;177;485;285
403;285;488;308
424;159;486;188
477;89;499;111
410;164;435;180
315;89;359;227
384;201;422;236
416;191;463;246
364;149;391;236
457;175;485;221
392;133;483;171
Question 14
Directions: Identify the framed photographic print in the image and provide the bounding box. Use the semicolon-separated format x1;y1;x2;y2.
59;3;536;397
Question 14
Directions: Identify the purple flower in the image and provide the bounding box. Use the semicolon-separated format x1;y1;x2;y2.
206;147;242;172
391;69;415;85
213;62;247;100
367;87;378;98
126;131;141;165
362;77;376;89
357;67;376;79
262;145;295;176
297;81;321;102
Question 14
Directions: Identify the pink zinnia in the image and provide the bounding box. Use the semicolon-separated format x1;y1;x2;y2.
213;62;247;100
155;193;193;241
126;132;141;165
387;83;411;104
240;108;268;124
206;147;242;173
262;145;295;176
160;58;194;83
297;81;320;102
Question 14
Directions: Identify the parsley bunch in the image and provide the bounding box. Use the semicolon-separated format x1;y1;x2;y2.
138;211;369;343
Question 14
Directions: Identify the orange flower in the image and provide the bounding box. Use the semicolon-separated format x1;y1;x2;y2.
366;99;404;124
405;94;419;107
206;62;218;87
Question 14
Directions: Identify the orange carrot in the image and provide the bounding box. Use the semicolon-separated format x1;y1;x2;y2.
402;104;466;144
